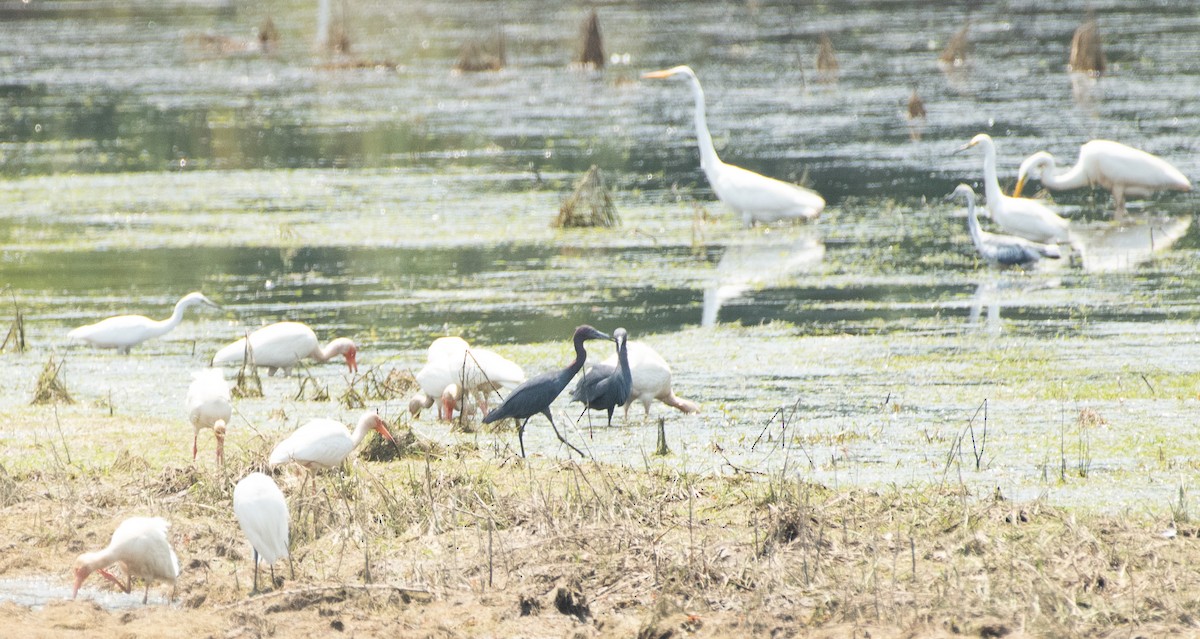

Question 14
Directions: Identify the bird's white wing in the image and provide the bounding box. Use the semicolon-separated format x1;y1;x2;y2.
269;419;353;468
234;473;290;564
711;163;824;221
68;315;157;349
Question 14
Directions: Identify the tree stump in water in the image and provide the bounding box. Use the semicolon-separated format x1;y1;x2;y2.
576;10;604;69
556;165;619;228
1069;13;1106;75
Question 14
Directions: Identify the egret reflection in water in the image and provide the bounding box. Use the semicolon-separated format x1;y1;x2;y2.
1072;215;1191;274
701;232;825;327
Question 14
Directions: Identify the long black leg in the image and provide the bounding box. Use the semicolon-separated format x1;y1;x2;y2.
543;409;585;457
517;417;529;457
251;549;260;595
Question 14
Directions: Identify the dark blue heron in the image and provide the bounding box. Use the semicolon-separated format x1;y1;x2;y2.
949;184;1061;268
570;327;632;428
482;325;613;457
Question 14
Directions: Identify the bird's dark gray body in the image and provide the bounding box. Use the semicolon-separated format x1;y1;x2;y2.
571;328;632;427
482;325;613;457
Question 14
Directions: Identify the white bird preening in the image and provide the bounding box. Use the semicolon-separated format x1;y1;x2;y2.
641;65;825;227
233;472;292;594
948;184;1061;268
408;336;526;421
1014;140;1192;219
72;516;180;604
186;369;232;464
212;321;358;377
596;340;699;419
67;292;221;353
269;410;394;471
958;134;1071;245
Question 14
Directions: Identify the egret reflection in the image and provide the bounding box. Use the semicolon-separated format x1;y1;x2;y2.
701;232;825;327
1072;215;1191;274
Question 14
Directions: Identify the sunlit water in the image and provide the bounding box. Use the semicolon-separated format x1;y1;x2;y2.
1;0;1200;542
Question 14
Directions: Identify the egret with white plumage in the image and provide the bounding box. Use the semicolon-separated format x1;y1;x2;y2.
948;184;1061;268
958;134;1070;245
67;292;221;354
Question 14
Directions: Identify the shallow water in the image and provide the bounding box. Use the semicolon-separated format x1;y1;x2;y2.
2;0;1200;529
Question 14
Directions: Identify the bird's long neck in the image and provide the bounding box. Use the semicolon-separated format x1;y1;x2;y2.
566;336;589;378
79;549;115;573
1041;155;1088;190
617;340;631;386
684;73;722;175
980;140;1005;206
349;417;374;448
147;299;192;338
965;193;985;249
313;341;339;362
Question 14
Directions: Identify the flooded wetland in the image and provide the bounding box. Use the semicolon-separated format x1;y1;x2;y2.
3;0;1200;636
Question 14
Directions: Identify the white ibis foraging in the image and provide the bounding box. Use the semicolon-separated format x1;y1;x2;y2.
958;134;1070;245
948;184;1061;268
642;65;824;226
269;410;394;471
482;325;613;457
1014;140;1191;219
67;292;221;353
233;472;291;594
72;516;179;604
212;321;357;377
597;340;699;419
409;336;526;421
186;369;232;464
570;327;632;428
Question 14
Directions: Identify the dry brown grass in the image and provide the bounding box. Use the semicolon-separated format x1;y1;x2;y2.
556;165;619;229
31;356;71;405
2;414;1200;637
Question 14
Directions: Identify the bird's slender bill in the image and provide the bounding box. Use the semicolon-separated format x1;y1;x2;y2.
1012;176;1028;198
641;69;676;79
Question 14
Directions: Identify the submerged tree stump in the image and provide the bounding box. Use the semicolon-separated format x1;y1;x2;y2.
939;19;970;67
576;10;604;69
556;165;619;228
455;31;506;73
1069;13;1106;75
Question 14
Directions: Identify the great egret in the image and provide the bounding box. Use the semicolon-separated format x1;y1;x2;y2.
958;134;1070;245
596;340;699;418
268;411;394;471
185;369;232;464
481;325;613;457
570;327;632;428
212;321;357;377
1014;140;1191;218
642;65;825;226
948;184;1061;268
72;516;179;604
67;292;221;353
408;336;525;421
233;472;292;594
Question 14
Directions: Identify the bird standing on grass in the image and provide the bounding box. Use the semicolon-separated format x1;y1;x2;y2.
233;472;292;594
269;410;394;471
212;321;358;377
1014;140;1191;219
571;327;632;428
186;369;232;464
72;516;179;604
958;134;1070;245
948;184;1061;268
642;65;825;226
67;292;221;353
482;325;613;457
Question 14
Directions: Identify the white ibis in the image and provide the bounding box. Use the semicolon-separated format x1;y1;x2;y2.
212;321;357;377
409;336;525;421
958;134;1070;245
1014;140;1191;219
186;369;231;464
268;411;394;471
72;516;179;604
233;472;291;594
67;292;221;353
596;340;699;419
948;184;1061;268
642;65;824;226
482;325;612;457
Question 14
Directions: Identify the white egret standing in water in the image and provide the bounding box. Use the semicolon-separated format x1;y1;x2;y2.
958;134;1070;245
1014;140;1191;219
642;65;825;226
67;292;221;353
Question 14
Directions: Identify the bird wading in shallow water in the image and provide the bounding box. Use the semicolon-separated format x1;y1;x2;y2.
571;327;632;428
482;325;613;458
72;516;180;604
186;369;232;464
948;184;1061;268
67;292;221;353
408;336;525;421
212;321;357;377
958;134;1070;245
233;472;292;594
1014;140;1191;219
597;340;699;419
642;65;824;227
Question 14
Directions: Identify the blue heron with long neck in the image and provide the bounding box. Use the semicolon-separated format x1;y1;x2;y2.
571;327;632;428
482;325;613;457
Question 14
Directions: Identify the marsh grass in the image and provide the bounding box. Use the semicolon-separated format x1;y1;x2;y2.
31;356;71;405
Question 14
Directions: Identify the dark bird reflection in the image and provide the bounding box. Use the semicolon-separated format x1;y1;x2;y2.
702;232;825;327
